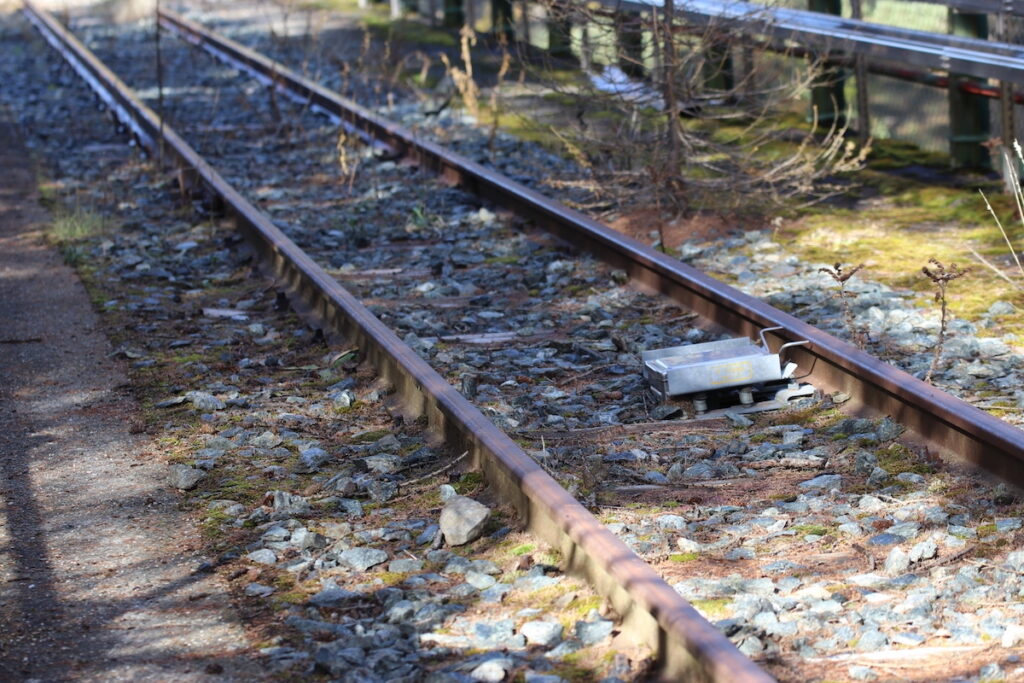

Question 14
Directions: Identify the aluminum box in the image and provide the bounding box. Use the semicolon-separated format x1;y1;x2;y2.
642;327;807;400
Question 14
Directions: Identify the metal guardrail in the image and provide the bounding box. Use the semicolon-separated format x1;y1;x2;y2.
21;2;775;680
604;0;1024;85
914;0;1024;15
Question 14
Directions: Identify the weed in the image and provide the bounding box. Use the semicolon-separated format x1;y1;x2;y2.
921;258;969;383
574;595;602;616
49;207;110;243
818;262;866;348
668;552;698;563
691;598;732;619
454;471;484;494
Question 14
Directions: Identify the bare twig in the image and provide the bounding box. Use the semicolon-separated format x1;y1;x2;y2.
399;450;469;489
818;262;866;348
922;258;969;383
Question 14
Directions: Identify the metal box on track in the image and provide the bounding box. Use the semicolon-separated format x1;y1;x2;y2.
642;327;807;400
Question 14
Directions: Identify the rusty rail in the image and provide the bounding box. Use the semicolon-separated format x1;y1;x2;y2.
21;2;773;680
158;8;1024;488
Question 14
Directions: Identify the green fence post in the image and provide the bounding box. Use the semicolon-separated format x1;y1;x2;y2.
492;0;513;40
442;0;464;28
703;40;734;93
616;12;645;77
807;0;845;128
546;0;573;58
948;9;991;169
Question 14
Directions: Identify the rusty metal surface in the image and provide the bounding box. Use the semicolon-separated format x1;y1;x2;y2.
22;3;774;680
159;8;1024;486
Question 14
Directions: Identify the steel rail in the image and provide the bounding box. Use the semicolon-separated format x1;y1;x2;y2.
158;8;1024;489
602;0;1024;85
19;2;772;680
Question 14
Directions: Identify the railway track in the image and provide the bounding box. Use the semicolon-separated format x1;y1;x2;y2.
20;2;1024;681
150;6;1024;488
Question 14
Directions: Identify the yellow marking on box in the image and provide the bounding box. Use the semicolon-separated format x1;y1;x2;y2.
709;360;754;386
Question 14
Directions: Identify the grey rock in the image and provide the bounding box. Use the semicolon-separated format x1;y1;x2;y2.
339;547;389;572
989;301;1016;316
725;412;753;428
443;556;472;575
371;434;402;453
297;447;331;472
168;464;205;490
524;674;565;683
798;474;841;490
575;616;614;645
470;558;501;575
244;582;275;597
339;498;363;517
479;583;512;603
656;514;688;531
724;548;755;561
848;665;878;681
857;628;888;651
416;524;440;545
366;479;398;502
1007;550;1024;571
683;462;715;479
440;496;491;546
309;587;361;607
737;635;764;656
895;472;925;486
644;470;669;484
439;484;458;501
782;430;805;446
547;640;581;659
884;547;910;576
867;533;903;547
470;658;515;682
465;570;497;590
979;663;1003;681
270;490;311;517
867;466;890;488
875;418;905;442
909;540;937;563
250;430;282;448
520;620;563;647
186;390;225;411
676;537;701;553
888;522;920;539
515;573;562;592
837;522;864;537
997;518;1023;533
289;527;325;549
247;549;278;565
858;495;885;513
364;453;401;473
1002;623;1024;647
389;558;424;573
385;600;416;622
465;618;524;649
854;450;878;475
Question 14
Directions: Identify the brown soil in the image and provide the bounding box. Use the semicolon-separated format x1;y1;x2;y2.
606;208;759;250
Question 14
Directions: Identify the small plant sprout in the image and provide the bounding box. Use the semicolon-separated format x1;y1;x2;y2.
818;262;866;349
922;258;969;384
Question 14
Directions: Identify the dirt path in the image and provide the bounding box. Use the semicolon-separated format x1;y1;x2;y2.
0;109;263;681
